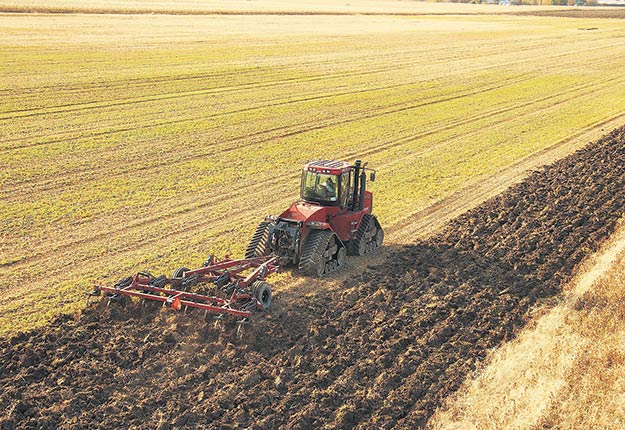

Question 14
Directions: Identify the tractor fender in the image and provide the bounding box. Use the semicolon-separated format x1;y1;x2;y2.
301;222;346;252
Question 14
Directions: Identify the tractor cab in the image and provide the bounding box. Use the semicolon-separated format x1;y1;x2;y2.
300;160;375;211
300;160;352;207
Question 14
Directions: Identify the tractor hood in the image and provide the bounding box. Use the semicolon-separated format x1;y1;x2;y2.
278;201;326;223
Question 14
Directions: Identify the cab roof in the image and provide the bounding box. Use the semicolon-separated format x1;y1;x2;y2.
304;160;352;175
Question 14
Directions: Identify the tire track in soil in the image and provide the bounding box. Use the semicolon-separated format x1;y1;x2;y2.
0;34;562;98
3;33;618;152
2;125;625;429
0;48;533;152
2;39;544;151
0;67;510;153
0;44;490;97
0;53;450;120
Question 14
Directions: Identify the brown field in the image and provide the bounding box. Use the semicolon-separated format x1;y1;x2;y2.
430;218;625;430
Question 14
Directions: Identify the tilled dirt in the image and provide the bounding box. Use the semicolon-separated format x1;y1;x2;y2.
2;127;625;430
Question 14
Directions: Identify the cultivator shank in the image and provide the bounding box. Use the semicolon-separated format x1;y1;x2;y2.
90;256;279;322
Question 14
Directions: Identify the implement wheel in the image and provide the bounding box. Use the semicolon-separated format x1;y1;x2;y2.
375;226;384;248
172;267;190;278
252;281;272;310
337;247;347;267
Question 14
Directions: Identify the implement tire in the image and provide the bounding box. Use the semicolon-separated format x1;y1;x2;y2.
251;280;272;310
172;267;190;278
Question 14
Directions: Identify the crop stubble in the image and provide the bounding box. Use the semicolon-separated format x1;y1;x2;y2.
3;12;625;332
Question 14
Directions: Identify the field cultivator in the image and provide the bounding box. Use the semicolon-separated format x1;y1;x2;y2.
88;255;279;325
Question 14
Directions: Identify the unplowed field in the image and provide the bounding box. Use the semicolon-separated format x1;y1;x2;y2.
2;124;624;429
4;8;625;335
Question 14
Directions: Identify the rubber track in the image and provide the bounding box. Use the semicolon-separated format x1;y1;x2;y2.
244;222;270;259
347;214;371;256
298;229;333;276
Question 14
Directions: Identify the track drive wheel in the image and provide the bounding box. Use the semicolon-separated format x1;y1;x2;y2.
336;247;347;267
251;280;272;310
375;226;384;248
348;214;383;256
245;221;271;259
299;229;343;277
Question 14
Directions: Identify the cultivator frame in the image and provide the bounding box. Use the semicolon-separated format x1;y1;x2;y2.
89;255;279;322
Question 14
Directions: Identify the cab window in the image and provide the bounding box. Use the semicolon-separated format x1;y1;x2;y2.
301;171;338;203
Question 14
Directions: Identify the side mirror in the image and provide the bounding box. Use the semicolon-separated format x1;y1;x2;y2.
370;172;376;182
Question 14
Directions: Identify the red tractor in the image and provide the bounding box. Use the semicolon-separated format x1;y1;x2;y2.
245;160;384;276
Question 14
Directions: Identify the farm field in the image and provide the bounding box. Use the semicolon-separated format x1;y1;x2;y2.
3;5;625;335
3;2;625;429
0;0;580;15
430;221;625;430
2;118;625;429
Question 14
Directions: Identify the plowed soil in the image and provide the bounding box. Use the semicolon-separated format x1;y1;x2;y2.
2;126;625;430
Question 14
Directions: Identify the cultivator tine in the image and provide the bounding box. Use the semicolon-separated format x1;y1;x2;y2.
106;294;122;307
181;274;199;292
93;255;278;327
213;314;225;330
222;282;237;295
203;255;215;267
236;318;250;339
149;275;168;289
85;287;101;306
213;273;230;288
241;300;257;312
